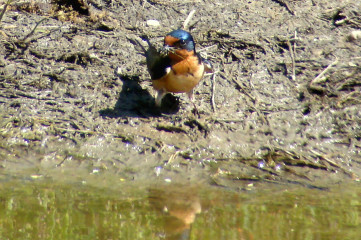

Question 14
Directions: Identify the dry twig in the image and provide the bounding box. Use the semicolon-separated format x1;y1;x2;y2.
22;17;47;42
310;58;338;85
211;72;217;112
0;0;13;23
271;0;295;15
287;31;297;81
310;149;359;180
182;9;196;30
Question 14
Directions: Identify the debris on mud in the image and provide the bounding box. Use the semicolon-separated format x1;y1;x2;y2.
0;0;360;190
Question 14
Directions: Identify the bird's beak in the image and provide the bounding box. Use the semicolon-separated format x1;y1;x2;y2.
160;44;175;56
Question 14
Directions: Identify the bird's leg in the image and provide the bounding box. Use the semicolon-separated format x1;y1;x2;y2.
187;89;194;101
155;89;167;107
187;90;200;117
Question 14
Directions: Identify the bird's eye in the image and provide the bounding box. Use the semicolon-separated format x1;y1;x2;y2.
179;40;186;46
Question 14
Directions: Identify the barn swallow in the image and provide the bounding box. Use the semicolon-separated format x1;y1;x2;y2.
145;29;212;108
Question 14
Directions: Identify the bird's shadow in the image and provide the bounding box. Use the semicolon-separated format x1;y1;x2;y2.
99;74;180;118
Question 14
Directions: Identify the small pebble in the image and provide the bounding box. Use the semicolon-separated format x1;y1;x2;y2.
347;30;361;41
154;166;162;176
115;67;122;76
30;174;43;179
146;19;160;27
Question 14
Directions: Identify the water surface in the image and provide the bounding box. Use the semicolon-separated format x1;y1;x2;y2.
0;179;360;240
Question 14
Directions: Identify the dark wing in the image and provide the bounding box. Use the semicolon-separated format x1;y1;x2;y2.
127;34;172;80
197;53;213;73
146;46;171;80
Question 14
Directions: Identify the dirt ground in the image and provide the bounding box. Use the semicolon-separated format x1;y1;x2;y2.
0;0;360;190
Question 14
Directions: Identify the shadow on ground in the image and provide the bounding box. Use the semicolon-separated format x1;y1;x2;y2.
99;75;181;118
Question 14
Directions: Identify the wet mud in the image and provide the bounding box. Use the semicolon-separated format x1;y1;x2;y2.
0;0;361;190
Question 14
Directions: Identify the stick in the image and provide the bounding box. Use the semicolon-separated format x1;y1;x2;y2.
311;58;338;85
310;150;358;179
183;9;196;30
287;31;297;81
22;17;47;42
0;0;12;23
293;31;297;78
211;72;216;112
198;44;217;53
271;0;295;15
287;40;295;81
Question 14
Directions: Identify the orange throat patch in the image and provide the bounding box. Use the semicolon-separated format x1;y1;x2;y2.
152;55;205;93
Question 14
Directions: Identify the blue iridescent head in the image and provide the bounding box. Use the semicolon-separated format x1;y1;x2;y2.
164;29;195;52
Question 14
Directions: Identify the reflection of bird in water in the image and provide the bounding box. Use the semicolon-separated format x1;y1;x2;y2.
129;29;212;112
148;185;201;240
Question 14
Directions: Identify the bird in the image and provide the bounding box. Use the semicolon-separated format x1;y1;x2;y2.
143;29;212;109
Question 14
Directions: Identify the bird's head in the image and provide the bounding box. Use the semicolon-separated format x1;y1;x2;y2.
162;29;196;61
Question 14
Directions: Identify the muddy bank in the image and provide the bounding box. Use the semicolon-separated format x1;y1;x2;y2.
0;0;360;190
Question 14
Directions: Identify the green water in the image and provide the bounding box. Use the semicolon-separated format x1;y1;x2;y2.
0;179;360;240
